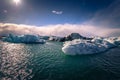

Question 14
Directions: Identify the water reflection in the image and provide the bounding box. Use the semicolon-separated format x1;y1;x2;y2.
0;42;33;80
0;42;120;80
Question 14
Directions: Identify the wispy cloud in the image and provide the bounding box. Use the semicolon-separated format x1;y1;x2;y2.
1;1;120;37
0;23;120;37
52;10;63;15
87;0;120;28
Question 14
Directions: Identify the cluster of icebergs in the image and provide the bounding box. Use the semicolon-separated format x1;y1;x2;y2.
48;33;92;42
2;34;46;44
1;33;120;55
62;37;120;55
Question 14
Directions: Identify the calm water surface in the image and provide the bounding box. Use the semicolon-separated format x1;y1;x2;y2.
0;41;120;80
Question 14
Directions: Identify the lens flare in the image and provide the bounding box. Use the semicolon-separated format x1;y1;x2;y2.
13;0;21;5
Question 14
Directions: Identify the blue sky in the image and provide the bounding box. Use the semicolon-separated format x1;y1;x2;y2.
0;0;116;26
0;0;120;37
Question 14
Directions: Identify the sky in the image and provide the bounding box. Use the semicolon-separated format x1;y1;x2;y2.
0;0;120;37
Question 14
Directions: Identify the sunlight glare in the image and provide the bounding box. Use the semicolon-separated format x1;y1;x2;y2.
13;0;21;5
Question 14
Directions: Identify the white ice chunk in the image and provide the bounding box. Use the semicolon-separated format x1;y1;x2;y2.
62;37;119;55
2;34;46;44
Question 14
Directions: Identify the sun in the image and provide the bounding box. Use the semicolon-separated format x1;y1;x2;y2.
13;0;21;5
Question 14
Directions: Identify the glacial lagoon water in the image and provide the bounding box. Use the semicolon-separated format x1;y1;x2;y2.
0;41;120;80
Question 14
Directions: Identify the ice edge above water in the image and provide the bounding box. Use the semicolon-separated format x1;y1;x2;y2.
62;37;120;55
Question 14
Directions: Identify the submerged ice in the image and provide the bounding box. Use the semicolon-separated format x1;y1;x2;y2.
2;34;46;44
62;37;120;55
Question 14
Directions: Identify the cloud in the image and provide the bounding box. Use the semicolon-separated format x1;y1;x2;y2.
52;10;63;15
1;0;120;37
88;0;120;28
0;23;120;37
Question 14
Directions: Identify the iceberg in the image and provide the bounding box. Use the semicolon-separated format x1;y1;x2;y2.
48;33;92;42
65;33;92;41
49;36;65;42
104;37;120;46
62;37;120;55
2;34;46;44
